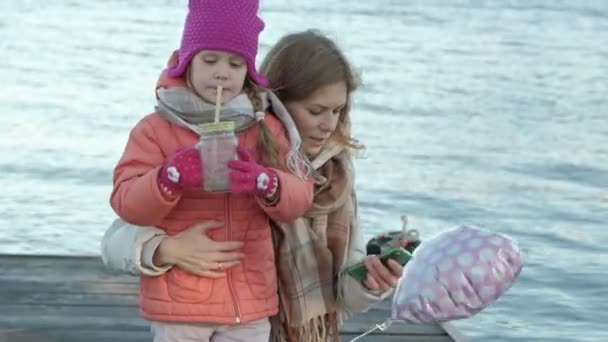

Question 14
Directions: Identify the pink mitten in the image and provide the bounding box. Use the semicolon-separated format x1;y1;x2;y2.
228;145;279;200
157;146;203;197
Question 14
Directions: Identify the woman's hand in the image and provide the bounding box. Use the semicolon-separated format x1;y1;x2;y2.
155;220;245;278
361;256;404;292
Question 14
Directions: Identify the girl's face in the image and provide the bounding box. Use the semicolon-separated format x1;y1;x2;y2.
284;82;348;157
188;50;248;104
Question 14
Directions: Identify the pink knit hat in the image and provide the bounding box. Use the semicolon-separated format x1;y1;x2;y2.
168;0;268;87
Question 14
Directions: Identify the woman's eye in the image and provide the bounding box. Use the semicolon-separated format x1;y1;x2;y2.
309;109;322;115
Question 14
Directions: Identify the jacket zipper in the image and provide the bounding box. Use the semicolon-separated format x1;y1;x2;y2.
225;193;242;323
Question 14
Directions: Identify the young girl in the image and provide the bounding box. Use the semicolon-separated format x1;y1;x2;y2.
110;1;313;341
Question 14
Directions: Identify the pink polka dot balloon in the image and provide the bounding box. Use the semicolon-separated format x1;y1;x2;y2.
391;225;522;323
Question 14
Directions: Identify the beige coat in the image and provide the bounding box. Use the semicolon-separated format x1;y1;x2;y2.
101;215;391;316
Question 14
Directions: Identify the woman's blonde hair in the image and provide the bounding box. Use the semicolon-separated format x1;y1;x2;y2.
260;29;364;151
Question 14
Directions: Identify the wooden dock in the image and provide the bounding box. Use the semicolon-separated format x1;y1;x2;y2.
0;255;467;342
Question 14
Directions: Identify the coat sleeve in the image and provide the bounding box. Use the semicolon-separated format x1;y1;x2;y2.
101;218;173;276
336;190;393;315
257;116;313;223
110;116;181;226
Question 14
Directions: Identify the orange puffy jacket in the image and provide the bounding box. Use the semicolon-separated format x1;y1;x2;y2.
110;60;313;324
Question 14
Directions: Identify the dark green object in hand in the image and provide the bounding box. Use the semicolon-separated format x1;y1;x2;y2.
344;247;412;282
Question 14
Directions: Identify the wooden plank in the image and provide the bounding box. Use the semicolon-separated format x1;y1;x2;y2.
341;335;452;342
0;329;454;342
341;302;447;335
0;255;134;283
0;290;139;307
0;329;151;342
0;303;447;336
441;322;470;342
0;279;138;295
0;304;147;330
0;255;465;341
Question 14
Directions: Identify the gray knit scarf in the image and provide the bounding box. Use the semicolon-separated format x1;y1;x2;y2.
156;87;310;178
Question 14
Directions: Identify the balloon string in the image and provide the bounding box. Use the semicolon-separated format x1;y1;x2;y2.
348;320;392;342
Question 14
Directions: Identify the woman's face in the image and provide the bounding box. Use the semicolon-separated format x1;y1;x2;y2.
284;82;348;157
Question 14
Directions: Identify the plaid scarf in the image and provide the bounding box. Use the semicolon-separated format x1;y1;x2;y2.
270;141;356;342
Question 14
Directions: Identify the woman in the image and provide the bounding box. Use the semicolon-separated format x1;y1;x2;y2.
102;29;403;342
